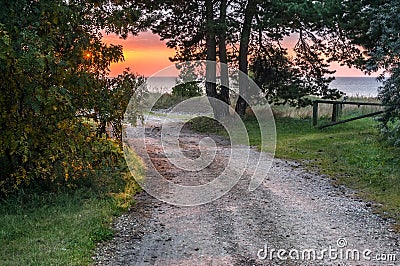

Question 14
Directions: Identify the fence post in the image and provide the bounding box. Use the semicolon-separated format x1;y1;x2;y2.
312;101;318;126
332;104;338;122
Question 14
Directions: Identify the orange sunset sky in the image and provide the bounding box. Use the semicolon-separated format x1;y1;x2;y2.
103;31;370;78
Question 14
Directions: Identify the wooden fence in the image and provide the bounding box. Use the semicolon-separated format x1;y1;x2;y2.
312;100;388;129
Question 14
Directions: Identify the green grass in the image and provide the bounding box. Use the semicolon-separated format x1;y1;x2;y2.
190;112;400;230
149;92;187;110
0;151;143;265
271;116;400;226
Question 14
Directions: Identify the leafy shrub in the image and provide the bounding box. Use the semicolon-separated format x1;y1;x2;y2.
378;73;400;146
172;81;203;98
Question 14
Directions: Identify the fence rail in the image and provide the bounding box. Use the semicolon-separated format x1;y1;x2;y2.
312;100;388;129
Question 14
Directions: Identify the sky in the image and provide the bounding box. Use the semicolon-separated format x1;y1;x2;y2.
103;31;176;77
103;31;371;78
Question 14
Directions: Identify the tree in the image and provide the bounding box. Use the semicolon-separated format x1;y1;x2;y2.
0;0;143;194
217;0;231;117
362;1;400;145
137;0;366;116
205;0;218;117
317;0;400;145
234;0;258;115
138;0;233;118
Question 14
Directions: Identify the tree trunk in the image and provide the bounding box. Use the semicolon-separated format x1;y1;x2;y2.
205;0;219;118
235;0;257;116
218;0;230;118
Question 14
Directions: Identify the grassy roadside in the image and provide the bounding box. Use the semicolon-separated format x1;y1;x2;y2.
190;112;400;230
0;150;144;265
267;116;399;228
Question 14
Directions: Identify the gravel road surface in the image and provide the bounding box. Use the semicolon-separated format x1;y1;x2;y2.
94;118;399;266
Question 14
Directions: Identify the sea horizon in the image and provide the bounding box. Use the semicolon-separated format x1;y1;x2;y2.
145;76;382;97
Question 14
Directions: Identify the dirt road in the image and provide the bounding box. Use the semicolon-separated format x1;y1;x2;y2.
94;119;399;265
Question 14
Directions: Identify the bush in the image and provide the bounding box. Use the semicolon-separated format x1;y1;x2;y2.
172;81;203;98
378;71;400;146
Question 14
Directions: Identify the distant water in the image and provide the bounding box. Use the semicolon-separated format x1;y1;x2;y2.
329;77;382;98
146;76;177;93
146;76;383;98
